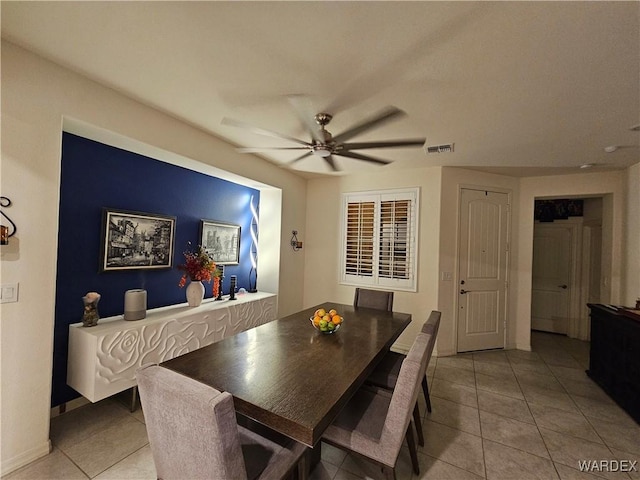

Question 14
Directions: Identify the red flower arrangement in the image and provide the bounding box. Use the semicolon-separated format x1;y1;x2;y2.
177;244;220;287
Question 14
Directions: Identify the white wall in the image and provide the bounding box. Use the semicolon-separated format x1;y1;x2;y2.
0;41;308;475
303;167;442;353
624;162;640;305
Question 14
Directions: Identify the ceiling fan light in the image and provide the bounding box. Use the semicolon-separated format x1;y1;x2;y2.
313;146;332;157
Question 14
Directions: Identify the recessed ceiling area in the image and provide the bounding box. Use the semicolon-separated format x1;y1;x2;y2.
2;1;638;178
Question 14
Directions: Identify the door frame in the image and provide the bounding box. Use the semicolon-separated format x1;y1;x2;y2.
531;218;583;337
455;184;512;353
579;223;600;341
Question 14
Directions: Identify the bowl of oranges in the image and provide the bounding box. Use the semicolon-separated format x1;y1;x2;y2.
311;308;343;334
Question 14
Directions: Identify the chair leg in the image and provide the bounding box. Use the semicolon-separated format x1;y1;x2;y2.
405;419;420;475
412;402;424;447
422;375;432;413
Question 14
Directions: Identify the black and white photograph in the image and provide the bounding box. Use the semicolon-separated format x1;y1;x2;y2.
101;208;176;271
200;220;240;265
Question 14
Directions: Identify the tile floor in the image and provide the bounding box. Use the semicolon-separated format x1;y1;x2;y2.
4;331;640;479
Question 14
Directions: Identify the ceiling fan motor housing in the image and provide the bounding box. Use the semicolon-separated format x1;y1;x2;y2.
314;113;333;126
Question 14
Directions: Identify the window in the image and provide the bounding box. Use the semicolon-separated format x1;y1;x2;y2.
341;188;419;291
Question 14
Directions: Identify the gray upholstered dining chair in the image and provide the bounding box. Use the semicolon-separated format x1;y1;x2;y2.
321;332;432;479
366;310;441;446
353;287;394;311
136;365;307;480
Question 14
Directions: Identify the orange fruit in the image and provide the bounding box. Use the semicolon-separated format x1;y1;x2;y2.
313;316;322;326
332;315;343;325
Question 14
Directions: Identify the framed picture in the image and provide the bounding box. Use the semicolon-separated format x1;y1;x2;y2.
200;220;240;265
100;208;176;271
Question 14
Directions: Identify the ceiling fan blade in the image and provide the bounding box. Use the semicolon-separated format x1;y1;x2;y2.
221;117;311;147
237;147;310;153
288;151;313;165
335;151;392;166
341;139;426;150
325;155;340;172
287;94;324;144
332;106;406;144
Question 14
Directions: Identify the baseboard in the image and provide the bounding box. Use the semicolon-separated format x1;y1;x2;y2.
50;396;90;418
391;341;411;355
435;348;456;357
1;440;51;476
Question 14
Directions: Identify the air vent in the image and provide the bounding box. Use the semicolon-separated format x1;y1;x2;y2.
426;143;455;154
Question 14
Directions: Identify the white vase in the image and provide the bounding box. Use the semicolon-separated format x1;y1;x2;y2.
186;280;205;307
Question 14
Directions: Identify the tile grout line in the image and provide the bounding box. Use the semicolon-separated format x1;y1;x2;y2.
532;336;635;480
472;354;489;480
536;344;626;461
88;443;151;479
524;349;567;480
56;447;91;480
482;352;563;470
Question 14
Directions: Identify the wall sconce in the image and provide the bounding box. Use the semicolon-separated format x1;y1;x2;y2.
0;196;17;245
248;195;259;293
290;230;303;251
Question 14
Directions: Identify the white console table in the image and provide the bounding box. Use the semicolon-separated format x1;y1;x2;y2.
68;292;277;403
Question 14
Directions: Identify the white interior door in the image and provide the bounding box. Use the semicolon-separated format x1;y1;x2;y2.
531;224;572;334
457;189;509;352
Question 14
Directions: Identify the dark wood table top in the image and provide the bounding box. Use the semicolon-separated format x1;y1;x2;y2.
161;302;411;447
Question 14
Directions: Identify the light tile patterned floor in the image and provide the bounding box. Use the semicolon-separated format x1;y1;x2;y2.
4;332;639;479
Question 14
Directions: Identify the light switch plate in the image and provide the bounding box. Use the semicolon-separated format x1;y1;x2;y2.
1;283;19;303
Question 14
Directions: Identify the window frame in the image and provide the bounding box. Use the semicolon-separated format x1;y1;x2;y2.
340;187;420;292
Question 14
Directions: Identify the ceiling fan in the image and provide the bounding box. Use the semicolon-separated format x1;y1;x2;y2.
221;105;426;172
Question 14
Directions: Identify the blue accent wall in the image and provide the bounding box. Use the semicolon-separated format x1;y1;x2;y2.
53;133;259;406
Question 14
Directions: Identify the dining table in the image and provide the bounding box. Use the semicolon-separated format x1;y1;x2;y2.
160;301;412;449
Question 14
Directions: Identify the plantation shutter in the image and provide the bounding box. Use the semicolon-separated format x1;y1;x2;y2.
345;200;375;277
342;189;419;291
379;198;411;280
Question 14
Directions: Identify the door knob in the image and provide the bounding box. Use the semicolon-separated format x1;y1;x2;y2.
460;289;468;295
558;284;568;289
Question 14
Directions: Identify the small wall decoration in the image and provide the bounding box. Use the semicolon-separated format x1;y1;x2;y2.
82;292;101;327
0;196;17;245
100;208;176;271
200;220;240;265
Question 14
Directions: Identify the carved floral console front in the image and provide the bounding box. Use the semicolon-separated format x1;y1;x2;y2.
68;292;277;402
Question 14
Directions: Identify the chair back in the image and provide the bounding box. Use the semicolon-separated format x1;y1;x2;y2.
137;365;247;480
421;310;441;368
353;288;394;311
378;332;431;465
421;310;441;336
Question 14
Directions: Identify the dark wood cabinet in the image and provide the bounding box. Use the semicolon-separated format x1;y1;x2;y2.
587;304;640;424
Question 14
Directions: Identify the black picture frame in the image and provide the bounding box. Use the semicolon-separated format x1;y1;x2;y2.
200;220;241;265
100;208;176;272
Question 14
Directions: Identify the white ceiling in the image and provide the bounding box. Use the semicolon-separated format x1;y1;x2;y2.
2;1;639;178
